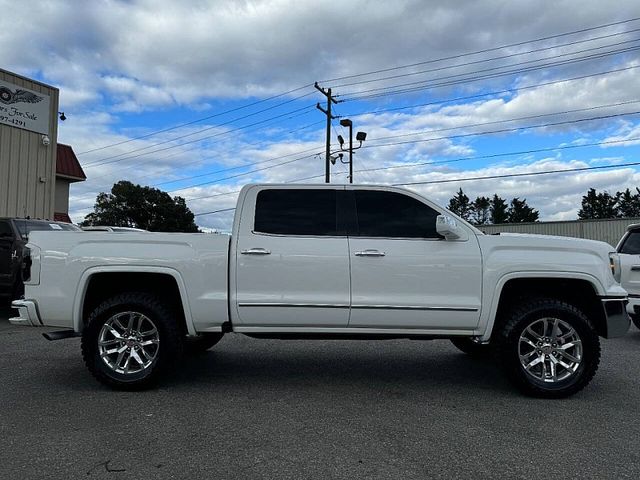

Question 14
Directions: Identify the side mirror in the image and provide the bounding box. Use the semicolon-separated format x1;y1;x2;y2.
436;215;468;241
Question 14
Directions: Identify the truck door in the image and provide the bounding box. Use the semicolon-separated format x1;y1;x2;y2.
233;187;351;328
347;188;482;330
0;220;16;294
618;228;640;312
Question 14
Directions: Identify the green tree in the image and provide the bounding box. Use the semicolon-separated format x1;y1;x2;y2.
448;188;472;221
489;194;509;224
618;188;640;218
81;181;200;232
507;197;539;223
577;188;620;219
471;196;491;225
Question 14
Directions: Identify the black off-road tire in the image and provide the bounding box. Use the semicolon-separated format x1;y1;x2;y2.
81;292;183;390
496;297;600;399
631;314;640;331
184;333;224;354
450;338;492;357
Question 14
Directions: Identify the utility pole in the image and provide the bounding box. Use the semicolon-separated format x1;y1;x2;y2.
315;82;339;183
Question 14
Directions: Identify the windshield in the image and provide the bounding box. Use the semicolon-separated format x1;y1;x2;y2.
16;220;82;238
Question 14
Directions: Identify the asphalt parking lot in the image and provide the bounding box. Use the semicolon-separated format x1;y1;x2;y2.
1;306;639;480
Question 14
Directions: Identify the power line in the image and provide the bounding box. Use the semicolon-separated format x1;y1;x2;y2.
77;84;315;156
83;103;316;168
328;28;640;89
320;17;640;84
175;151;322;196
194;207;237;217
362;109;640;149
341;65;640;118
341;43;640;101
370;99;640;143
393;160;640;187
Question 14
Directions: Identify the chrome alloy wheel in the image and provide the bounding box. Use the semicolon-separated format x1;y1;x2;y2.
518;317;583;383
98;312;160;375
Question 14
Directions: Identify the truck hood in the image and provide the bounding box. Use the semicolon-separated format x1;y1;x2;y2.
479;232;615;255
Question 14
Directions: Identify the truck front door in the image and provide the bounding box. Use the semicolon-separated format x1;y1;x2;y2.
347;188;482;331
233;187;351;328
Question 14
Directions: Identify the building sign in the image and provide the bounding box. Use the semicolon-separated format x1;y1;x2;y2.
0;79;51;135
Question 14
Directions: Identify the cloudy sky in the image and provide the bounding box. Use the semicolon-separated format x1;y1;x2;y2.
2;0;640;230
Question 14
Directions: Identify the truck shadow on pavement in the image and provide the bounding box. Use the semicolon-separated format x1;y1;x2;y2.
161;340;514;396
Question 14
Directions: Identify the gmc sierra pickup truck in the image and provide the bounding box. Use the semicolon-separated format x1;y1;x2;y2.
10;184;630;398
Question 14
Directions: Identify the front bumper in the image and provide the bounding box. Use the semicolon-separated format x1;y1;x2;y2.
600;297;630;338
9;299;42;326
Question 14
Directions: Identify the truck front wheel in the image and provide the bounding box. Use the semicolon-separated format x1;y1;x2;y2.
496;297;600;398
81;292;182;390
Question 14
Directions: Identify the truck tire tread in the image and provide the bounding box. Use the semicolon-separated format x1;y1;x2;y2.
496;297;600;399
81;292;183;390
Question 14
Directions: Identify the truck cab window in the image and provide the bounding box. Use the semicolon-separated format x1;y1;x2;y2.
0;221;13;238
254;189;338;236
354;190;443;239
620;231;640;254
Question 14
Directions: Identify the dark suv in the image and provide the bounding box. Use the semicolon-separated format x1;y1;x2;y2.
0;218;81;304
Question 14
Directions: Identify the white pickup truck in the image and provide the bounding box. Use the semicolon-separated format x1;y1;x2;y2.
11;184;629;398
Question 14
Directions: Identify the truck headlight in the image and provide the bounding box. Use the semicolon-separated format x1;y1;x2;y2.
609;252;621;283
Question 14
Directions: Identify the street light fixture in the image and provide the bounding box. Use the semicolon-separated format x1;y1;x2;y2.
337;118;366;183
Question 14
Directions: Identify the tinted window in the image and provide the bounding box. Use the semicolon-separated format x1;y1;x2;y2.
354;190;443;239
0;221;12;238
620;231;640;254
15;220;81;238
254;189;338;236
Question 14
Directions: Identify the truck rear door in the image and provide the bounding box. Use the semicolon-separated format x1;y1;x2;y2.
233;186;351;328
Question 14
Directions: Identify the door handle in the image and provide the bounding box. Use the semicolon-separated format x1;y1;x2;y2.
355;249;386;257
241;248;271;255
631;265;640;271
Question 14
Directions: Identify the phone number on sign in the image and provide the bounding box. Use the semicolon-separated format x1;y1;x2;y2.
0;116;26;127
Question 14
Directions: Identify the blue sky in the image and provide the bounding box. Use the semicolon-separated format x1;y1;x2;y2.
2;0;640;230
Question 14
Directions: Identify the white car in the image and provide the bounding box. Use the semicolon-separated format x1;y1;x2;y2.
617;223;640;329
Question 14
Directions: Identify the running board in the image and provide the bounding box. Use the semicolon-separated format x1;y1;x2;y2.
42;330;81;341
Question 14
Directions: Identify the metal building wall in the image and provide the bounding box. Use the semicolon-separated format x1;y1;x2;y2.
480;217;640;247
0;69;59;219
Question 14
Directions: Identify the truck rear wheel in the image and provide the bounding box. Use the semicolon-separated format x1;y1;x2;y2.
81;292;182;390
496;297;600;398
631;314;640;330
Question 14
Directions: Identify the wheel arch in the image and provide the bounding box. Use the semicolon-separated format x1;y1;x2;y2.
73;266;195;336
483;272;607;340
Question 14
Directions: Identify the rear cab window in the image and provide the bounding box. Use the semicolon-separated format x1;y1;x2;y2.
254;189;340;236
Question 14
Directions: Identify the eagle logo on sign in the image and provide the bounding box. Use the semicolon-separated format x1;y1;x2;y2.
0;86;43;105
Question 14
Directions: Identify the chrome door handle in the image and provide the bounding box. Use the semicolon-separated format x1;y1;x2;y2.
355;249;386;257
241;248;271;255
